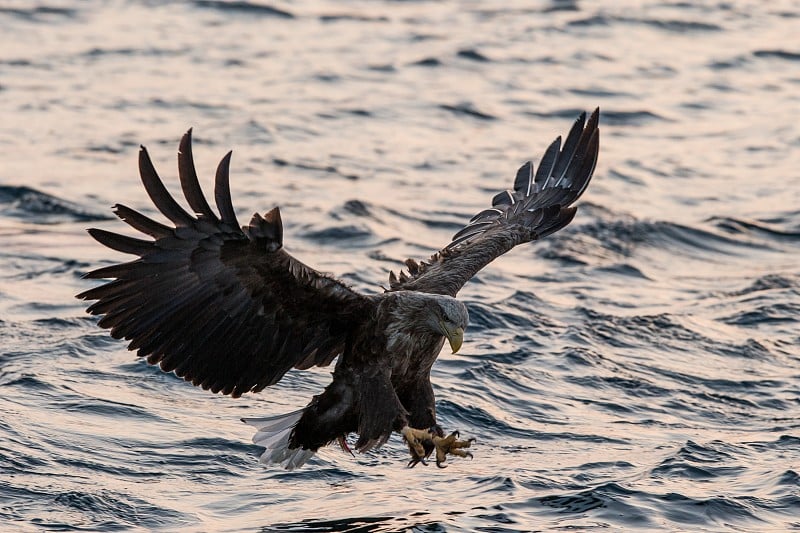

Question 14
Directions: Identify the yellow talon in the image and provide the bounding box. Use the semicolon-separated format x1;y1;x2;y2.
402;426;433;467
432;431;475;468
402;426;474;468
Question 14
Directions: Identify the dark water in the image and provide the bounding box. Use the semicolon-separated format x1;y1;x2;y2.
2;1;799;531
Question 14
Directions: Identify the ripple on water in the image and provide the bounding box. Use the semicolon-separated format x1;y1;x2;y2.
651;440;745;480
192;0;293;18
0;5;78;22
567;14;722;32
0;186;110;223
1;0;800;531
48;490;193;530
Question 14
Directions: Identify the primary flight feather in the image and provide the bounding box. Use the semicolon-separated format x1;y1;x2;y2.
78;108;600;469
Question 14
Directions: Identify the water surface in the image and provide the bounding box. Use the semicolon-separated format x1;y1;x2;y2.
1;1;799;531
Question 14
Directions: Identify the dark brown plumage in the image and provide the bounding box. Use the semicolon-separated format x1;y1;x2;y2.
77;109;600;469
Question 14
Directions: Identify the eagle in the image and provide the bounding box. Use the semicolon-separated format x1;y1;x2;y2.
77;109;600;469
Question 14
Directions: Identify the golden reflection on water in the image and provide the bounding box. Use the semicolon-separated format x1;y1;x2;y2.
1;0;799;531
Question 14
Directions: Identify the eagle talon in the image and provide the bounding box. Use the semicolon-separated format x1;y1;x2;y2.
401;426;475;467
402;425;436;467
407;457;427;468
429;430;474;468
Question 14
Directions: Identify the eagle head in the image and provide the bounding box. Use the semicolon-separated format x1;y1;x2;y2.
388;291;470;354
426;295;469;354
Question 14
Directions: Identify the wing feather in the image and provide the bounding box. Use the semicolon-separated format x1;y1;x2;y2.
512;161;533;196
86;228;153;255
78;133;372;397
533;136;561;189
556;110;598;190
548;110;588;188
491;190;515;207
113;204;173;238
388;108;599;296
214;151;240;227
138;146;195;226
178;129;219;221
469;208;504;223
452;221;495;242
82;260;156;280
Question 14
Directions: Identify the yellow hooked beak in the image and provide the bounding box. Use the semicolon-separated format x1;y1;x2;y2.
442;324;464;354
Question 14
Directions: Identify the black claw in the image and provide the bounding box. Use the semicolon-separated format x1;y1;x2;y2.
466;452;473;460
408;456;428;468
436;460;448;469
452;430;460;438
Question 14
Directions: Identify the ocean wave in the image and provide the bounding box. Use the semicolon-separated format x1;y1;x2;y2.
457;48;491;62
752;49;800;61
192;0;293;18
526;108;666;126
50;490;192;529
708;216;800;241
2;0;799;531
728;274;796;295
0;5;77;22
538;481;770;527
439;103;498;121
651;440;744;480
302;224;374;243
567;15;722;32
721;302;800;327
271;157;360;181
0;185;110;223
270;515;406;532
540;207;800;268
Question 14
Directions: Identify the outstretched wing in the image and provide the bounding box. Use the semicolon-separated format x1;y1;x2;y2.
77;130;372;397
388;108;599;297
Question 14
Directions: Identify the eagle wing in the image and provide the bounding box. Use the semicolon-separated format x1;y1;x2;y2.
77;131;372;397
388;108;599;297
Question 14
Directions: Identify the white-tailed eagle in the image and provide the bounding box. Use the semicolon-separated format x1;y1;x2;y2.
78;109;600;469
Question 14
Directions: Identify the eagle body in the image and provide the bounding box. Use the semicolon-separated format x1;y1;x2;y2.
78;109;600;469
290;291;464;453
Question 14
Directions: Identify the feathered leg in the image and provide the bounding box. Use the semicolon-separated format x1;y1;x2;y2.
398;377;475;468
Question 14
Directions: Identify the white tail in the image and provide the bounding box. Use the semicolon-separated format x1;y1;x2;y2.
242;409;316;470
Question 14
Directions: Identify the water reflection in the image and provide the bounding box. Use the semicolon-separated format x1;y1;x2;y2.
1;0;799;531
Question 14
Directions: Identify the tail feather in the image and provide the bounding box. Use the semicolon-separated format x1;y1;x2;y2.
242;409;316;470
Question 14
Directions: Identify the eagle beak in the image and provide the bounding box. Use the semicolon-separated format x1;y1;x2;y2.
445;326;464;354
